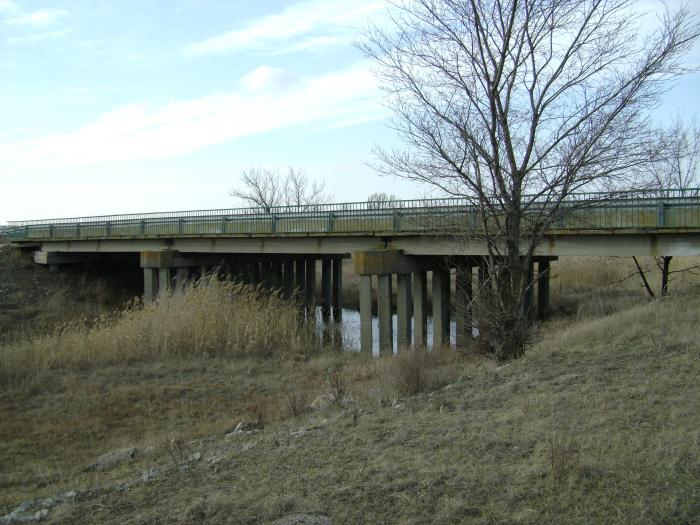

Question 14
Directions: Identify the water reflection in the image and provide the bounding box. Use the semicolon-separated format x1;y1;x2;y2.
314;307;475;356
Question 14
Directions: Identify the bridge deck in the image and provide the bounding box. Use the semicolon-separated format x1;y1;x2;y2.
6;189;700;243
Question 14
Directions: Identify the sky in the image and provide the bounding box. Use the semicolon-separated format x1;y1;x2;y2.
0;0;698;223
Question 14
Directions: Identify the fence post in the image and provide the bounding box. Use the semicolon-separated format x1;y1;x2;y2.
393;210;400;231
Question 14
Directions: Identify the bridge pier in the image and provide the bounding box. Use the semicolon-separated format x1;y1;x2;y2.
304;257;316;315
432;267;450;350
321;258;332;320
332;257;343;321
396;273;412;350
359;275;373;355
143;268;159;302
537;258;551;321
159;267;171;295
377;274;393;356
283;259;294;298
413;270;428;349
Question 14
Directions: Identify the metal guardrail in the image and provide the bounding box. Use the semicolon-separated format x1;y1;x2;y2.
5;188;700;242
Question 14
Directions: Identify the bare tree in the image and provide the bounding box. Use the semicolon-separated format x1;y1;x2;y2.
367;192;401;208
361;0;699;359
647;115;700;190
231;166;333;210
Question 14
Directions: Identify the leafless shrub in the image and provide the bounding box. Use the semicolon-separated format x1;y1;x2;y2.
286;386;311;418
327;366;350;408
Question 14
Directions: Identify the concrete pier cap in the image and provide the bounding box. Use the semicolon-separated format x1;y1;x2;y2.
353;249;418;275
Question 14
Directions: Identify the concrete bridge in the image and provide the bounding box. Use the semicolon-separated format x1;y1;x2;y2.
6;188;700;354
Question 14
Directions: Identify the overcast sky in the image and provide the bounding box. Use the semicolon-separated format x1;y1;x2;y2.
0;0;698;223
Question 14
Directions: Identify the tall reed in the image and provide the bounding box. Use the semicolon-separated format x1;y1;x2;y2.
0;278;316;388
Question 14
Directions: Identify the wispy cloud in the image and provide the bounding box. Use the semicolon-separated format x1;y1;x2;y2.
184;0;387;56
0;63;385;167
5;7;67;26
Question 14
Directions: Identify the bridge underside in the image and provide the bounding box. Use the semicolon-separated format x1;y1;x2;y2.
20;230;700;257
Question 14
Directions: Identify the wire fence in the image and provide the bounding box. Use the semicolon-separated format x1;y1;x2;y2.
5;188;700;242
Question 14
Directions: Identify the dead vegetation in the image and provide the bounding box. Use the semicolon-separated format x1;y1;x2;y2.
0;255;699;523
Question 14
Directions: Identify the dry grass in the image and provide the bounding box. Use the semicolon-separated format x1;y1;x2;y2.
17;285;694;525
0;278;316;389
1;255;699;524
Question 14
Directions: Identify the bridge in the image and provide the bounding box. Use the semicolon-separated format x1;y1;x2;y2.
6;188;700;355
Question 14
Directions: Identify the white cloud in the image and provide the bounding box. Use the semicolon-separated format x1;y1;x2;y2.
240;66;301;93
0;63;385;167
184;0;388;56
0;0;19;14
6;7;67;26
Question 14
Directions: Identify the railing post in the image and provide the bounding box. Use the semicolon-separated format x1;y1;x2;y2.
326;212;334;232
220;216;226;234
178;218;183;234
105;222;111;236
140;220;146;235
49;225;53;238
76;223;81;238
271;214;277;233
657;201;666;227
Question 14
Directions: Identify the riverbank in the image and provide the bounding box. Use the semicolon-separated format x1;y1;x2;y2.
1;275;699;523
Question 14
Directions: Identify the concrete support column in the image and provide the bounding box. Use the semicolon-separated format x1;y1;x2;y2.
200;265;208;281
432;268;450;350
305;257;316;313
332;257;342;321
396;273;412;351
359;275;373;355
524;258;534;320
455;264;473;349
283;259;294;298
321;258;332;320
143;268;158;302
262;260;273;289
377;274;393;356
271;260;283;290
175;267;188;290
158;268;171;295
412;271;428;349
537;259;551;321
294;258;306;302
243;261;253;285
252;261;261;286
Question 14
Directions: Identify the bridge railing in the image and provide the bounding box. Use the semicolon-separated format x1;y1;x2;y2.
5;188;700;241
